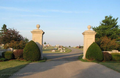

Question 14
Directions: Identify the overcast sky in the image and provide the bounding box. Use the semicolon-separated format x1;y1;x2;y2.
0;0;120;46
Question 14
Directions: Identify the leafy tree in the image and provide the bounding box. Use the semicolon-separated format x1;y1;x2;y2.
0;24;8;36
1;24;8;33
96;36;119;51
0;28;24;44
24;37;29;43
92;15;120;40
44;42;46;45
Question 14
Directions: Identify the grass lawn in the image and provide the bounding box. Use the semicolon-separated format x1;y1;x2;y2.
77;48;83;50
79;55;120;73
73;47;83;50
100;62;120;72
0;58;47;78
43;46;71;53
0;60;30;78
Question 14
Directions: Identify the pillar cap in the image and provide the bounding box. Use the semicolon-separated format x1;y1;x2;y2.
31;24;45;35
82;25;96;35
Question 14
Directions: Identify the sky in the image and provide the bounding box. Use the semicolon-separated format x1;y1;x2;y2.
0;0;120;46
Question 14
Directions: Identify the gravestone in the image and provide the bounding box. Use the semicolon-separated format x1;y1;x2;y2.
7;48;14;51
31;24;45;59
82;25;96;59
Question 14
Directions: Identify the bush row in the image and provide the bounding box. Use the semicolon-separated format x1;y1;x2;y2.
103;52;120;61
86;42;120;62
1;40;41;61
111;53;120;61
2;49;23;60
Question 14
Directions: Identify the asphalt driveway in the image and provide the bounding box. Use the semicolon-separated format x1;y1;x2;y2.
10;48;120;78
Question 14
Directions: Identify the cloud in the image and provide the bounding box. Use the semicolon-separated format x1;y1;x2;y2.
37;9;91;14
0;6;91;14
19;14;51;17
0;6;31;12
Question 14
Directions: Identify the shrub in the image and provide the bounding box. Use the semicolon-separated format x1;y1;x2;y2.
4;40;26;49
2;52;6;58
96;36;119;51
4;51;14;60
19;40;26;49
0;58;6;61
23;40;41;61
13;49;23;59
0;28;24;44
4;43;9;49
103;52;112;61
111;53;120;61
86;42;103;61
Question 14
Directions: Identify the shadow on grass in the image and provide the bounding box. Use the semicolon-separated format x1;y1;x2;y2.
0;57;47;78
0;64;28;78
100;62;120;73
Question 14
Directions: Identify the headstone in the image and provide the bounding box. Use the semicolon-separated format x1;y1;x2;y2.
52;50;55;52
58;48;62;51
7;48;13;51
60;50;63;52
63;48;65;52
112;50;119;52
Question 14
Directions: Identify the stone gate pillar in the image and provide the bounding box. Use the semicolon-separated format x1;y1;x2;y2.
82;25;96;59
31;24;45;59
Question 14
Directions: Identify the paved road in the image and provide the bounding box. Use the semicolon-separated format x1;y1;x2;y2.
10;48;120;78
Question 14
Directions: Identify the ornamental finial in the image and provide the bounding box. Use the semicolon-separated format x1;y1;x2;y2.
87;25;91;30
36;24;40;29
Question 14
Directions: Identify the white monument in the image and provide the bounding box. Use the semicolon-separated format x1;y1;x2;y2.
82;25;96;59
31;24;45;59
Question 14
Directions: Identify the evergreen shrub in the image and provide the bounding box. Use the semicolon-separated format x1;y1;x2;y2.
4;51;14;60
23;40;41;61
0;58;6;61
111;53;120;61
86;42;103;61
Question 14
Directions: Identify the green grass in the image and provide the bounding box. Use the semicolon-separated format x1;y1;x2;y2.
0;60;30;78
77;48;83;50
73;47;83;50
78;55;98;62
78;55;88;62
43;46;71;53
79;55;120;73
100;62;120;72
0;57;47;78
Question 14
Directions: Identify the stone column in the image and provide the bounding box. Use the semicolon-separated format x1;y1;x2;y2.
82;25;96;59
31;24;45;59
